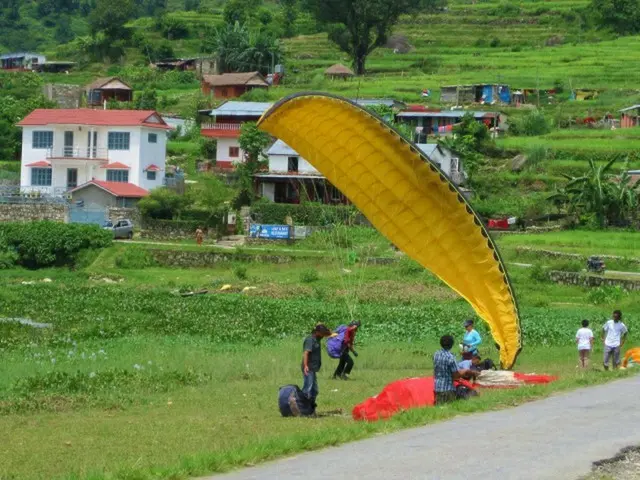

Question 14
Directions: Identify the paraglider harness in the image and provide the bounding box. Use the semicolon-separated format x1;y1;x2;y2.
587;256;605;274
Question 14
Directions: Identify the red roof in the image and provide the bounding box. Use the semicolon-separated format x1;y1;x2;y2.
100;162;130;169
25;160;51;167
144;164;161;172
18;109;172;130
70;180;149;198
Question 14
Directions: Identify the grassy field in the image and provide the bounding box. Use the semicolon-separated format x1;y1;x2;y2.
1;227;639;479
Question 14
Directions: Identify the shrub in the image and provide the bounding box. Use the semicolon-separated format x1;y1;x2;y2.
511;110;551;136
300;268;320;283
526;145;550;168
234;264;248;280
251;200;357;226
489;37;501;48
114;248;157;269
0;247;18;269
529;264;549;282
0;222;112;269
587;285;628;305
399;256;423;275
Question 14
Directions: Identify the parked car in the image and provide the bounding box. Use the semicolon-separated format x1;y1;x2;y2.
103;219;134;239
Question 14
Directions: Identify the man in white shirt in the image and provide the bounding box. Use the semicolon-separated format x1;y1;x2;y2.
602;310;628;370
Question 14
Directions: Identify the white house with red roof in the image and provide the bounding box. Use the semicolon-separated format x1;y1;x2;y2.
17;109;170;198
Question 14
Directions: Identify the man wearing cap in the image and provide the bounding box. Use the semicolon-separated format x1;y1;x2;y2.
333;321;361;380
302;324;334;405
462;319;482;359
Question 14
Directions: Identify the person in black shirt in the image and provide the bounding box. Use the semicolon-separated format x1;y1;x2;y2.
302;324;334;403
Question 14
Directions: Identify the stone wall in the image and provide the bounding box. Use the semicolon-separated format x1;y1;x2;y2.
0;204;67;222
517;247;640;265
549;271;640;291
108;207;141;226
139;219;217;241
42;84;83;109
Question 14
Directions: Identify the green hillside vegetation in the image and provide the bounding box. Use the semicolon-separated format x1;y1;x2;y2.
2;0;640;220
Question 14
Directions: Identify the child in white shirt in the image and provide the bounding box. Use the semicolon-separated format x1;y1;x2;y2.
576;319;594;369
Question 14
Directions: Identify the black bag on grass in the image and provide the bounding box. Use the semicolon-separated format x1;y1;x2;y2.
278;385;316;417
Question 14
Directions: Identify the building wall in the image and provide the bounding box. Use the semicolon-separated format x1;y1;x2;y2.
268;154;318;173
216;137;244;168
261;182;275;201
138;127;166;191
71;185;117;207
0;204;66;222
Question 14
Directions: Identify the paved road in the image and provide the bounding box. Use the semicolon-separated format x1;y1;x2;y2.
207;376;640;480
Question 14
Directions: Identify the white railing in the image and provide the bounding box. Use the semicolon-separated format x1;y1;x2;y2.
1;186;70;203
201;123;241;131
46;147;109;160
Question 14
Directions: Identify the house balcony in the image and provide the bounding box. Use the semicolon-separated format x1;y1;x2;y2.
46;147;109;161
201;123;241;138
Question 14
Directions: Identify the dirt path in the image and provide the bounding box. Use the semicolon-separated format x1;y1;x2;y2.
205;375;640;480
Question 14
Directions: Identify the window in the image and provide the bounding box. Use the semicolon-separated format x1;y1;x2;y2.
108;132;130;150
451;158;460;173
229;146;240;158
32;131;53;149
106;170;129;182
31;168;52;186
146;171;157;181
148;133;158;144
220;88;228;97
287;156;299;172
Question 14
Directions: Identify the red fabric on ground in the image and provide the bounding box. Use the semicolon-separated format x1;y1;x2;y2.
513;373;558;384
352;377;476;422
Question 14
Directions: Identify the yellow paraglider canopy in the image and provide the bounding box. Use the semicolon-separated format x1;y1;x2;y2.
258;93;521;368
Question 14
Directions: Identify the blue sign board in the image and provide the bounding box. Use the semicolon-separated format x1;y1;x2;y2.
249;224;291;239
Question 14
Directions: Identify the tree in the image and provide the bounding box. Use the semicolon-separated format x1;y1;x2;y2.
223;0;262;25
549;158;639;228
590;0;640;34
279;0;298;37
304;0;423;75
55;15;76;44
202;22;282;75
191;176;236;224
89;0;134;39
134;89;158;110
138;187;190;219
236;122;271;205
184;0;200;11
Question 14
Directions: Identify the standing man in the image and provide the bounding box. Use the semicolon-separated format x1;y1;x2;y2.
302;324;334;406
602;310;628;370
434;335;474;405
333;321;360;380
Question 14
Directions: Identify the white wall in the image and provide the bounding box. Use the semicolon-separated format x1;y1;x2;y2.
261;182;275;201
267;154;318;173
216;137;244;164
138;127;166;191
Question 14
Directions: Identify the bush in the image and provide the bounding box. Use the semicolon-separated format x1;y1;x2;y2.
138;188;189;220
251;200;357;226
529;264;549;282
511;110;551;136
526;145;550;168
300;268;320;283
114;248;157;269
399;256;423;275
0;222;112;269
234;264;248;280
587;285;628;305
0;247;18;269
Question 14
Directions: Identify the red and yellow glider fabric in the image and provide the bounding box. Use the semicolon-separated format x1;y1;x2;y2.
622;347;640;368
258;93;521;368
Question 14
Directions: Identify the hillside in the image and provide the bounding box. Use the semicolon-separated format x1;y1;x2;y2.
2;0;640;220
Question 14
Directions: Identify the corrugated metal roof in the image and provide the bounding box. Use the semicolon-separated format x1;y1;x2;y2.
209;101;273;117
397;111;496;118
267;139;299;156
619;105;640;113
201;72;268;87
352;99;405;108
18;109;171;129
0;52;44;59
71;180;149;198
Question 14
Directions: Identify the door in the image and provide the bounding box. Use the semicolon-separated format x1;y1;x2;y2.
86;131;97;158
64;131;74;157
66;168;78;189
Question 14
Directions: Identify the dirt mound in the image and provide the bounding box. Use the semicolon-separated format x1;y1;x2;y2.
385;35;414;54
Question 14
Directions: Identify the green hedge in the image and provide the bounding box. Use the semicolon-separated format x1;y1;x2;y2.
0;222;112;269
251;201;358;226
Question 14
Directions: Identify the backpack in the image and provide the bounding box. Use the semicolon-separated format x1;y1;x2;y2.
326;325;348;359
473;358;496;371
278;384;316;417
455;384;479;400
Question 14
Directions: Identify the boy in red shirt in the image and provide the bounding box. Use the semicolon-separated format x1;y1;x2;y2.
333;321;360;380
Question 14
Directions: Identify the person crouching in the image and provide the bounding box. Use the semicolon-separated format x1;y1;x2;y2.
434;334;474;405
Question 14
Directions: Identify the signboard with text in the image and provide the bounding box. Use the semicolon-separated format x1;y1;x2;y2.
249;224;291;239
